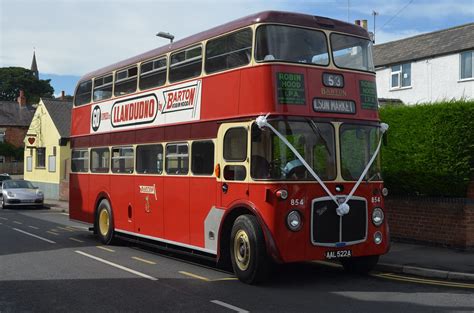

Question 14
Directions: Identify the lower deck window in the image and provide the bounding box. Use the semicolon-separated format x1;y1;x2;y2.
166;143;189;175
91;148;110;173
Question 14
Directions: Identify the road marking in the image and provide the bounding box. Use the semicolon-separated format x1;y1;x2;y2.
313;260;343;268
132;256;156;265
47;230;59;236
58;226;74;232
210;300;249;313
0;217;7;220
60;213;69;216
179;271;210;282
96;246;115;252
28;225;39;230
69;237;84;243
75;250;158;281
212;277;239;281
373;273;474;289
13;228;56;244
13;221;23;225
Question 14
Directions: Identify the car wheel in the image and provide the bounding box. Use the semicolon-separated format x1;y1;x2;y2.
340;255;379;274
96;199;114;245
1;197;7;210
230;214;270;284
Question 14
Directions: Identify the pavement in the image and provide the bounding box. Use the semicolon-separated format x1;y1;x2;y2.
44;199;474;282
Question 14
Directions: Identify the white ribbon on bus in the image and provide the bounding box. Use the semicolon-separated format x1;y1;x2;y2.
255;114;389;216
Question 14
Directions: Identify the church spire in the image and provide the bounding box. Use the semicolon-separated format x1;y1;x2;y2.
31;50;39;79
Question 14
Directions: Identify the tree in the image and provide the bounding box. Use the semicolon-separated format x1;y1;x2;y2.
0;67;54;104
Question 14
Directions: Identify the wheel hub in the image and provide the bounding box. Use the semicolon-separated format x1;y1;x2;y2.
233;229;250;271
99;209;109;237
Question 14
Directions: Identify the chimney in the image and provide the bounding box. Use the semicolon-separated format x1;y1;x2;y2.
17;90;27;106
361;19;368;30
61;90;65;100
355;19;361;26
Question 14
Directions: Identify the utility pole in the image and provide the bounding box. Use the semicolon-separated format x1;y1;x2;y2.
348;0;350;22
372;11;379;43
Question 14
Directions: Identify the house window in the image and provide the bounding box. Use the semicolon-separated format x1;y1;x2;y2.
460;51;473;80
36;148;46;168
0;156;5;163
391;63;411;89
0;130;5;143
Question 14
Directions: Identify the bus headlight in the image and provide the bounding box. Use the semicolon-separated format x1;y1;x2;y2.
287;210;302;231
372;207;384;226
374;231;383;244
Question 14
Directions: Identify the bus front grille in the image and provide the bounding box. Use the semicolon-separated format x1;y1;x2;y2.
311;197;367;246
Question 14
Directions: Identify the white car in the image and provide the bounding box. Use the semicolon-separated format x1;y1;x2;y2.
0;180;44;209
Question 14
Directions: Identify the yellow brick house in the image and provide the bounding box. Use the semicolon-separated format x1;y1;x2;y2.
23;98;72;200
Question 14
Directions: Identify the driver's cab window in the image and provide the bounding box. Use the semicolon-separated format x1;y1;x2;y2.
223;127;247;181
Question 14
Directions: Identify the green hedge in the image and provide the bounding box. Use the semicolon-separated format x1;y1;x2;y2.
380;100;474;197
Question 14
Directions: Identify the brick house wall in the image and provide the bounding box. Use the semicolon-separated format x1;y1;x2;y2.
5;126;28;148
385;197;474;250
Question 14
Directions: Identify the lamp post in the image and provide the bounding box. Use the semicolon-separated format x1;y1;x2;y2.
372;11;378;43
156;32;175;43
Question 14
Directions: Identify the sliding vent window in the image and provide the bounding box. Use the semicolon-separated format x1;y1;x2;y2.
114;67;138;96
205;28;252;74
169;45;202;82
71;149;89;172
140;57;167;90
166;143;189;175
74;80;92;106
93;74;113;101
136;144;163;174
111;147;134;173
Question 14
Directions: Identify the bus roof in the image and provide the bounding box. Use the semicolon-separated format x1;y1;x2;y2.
78;11;369;84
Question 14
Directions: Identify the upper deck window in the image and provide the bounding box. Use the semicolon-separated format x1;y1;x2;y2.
74;80;92;106
331;33;374;72
140;57;167;90
256;25;329;66
169;45;202;83
205;28;252;74
93;74;113;101
114;66;137;96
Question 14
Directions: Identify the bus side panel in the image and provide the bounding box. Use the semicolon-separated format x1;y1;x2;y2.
71;105;91;136
201;70;240;120
134;175;164;239
163;177;190;244
88;174;110;222
69;173;92;223
110;175;135;232
189;177;217;248
239;66;274;115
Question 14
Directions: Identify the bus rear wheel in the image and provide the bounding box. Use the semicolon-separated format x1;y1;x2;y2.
340;255;379;274
230;215;270;284
96;199;114;245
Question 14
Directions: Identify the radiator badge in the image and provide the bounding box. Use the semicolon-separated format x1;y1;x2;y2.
316;206;328;216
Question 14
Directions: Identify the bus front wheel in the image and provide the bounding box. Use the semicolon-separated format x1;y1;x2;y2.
340;255;379;274
230;214;270;284
96;199;114;245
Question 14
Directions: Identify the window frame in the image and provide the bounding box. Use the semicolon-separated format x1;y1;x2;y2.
114;66;138;96
71;149;89;173
390;63;411;90
90;147;110;173
205;27;253;75
93;73;114;102
36;147;46;169
459;50;474;81
165;142;189;175
139;56;168;90
169;44;203;83
111;146;134;174
191;140;215;176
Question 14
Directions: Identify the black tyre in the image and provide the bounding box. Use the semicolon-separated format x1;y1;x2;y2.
340;255;379;274
230;214;270;284
1;197;7;210
96;199;114;244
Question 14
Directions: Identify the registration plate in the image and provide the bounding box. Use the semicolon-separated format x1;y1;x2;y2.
325;250;352;259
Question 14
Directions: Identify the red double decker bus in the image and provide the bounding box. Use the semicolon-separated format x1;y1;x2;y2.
70;11;389;284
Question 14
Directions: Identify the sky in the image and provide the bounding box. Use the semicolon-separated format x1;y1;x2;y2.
1;0;473;96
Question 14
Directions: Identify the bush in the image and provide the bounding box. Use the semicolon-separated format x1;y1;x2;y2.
380;100;474;197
